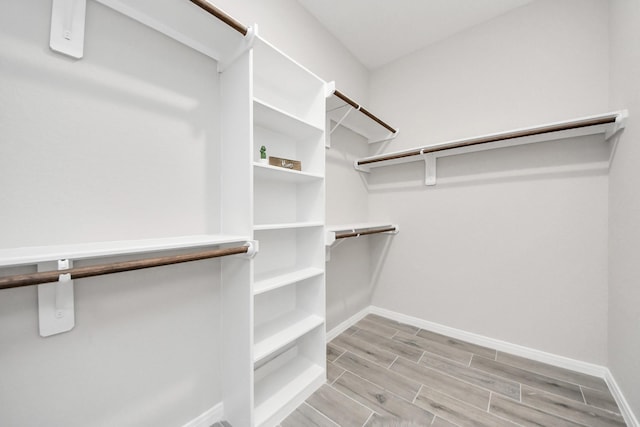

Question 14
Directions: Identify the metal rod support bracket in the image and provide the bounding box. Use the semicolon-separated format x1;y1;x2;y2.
50;0;87;59
37;259;75;337
242;240;259;259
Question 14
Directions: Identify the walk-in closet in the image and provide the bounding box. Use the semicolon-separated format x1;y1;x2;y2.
1;1;638;426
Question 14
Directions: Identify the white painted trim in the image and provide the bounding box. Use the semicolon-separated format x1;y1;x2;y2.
329;305;639;425
326;306;370;341
605;369;639;427
181;402;224;427
369;306;608;377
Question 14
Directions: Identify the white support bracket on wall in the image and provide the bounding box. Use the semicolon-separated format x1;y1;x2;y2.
423;152;437;186
37;259;75;337
50;0;87;59
242;240;259;259
217;24;258;73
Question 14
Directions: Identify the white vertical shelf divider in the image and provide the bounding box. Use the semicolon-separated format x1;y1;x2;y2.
251;36;327;427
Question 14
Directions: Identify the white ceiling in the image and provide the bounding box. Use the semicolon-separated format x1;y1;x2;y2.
297;0;534;69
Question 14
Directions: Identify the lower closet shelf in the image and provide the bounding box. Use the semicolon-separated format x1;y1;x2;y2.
254;353;325;427
254;312;324;364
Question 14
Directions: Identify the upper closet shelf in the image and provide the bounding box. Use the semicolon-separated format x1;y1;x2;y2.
354;110;628;186
326;82;399;146
0;234;250;268
58;0;253;68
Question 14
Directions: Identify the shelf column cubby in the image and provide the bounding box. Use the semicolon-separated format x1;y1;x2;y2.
250;37;327;427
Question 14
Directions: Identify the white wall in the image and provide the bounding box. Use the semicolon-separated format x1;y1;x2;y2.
367;0;611;363
608;0;640;416
0;2;223;426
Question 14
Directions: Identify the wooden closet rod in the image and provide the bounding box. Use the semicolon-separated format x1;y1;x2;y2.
189;0;249;36
357;114;618;166
0;245;249;291
335;226;397;239
334;90;398;134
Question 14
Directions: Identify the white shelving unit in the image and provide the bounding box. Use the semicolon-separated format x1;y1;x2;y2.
250;36;327;427
2;2;327;426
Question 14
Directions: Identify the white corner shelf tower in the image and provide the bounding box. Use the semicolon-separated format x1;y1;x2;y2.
3;1;327;427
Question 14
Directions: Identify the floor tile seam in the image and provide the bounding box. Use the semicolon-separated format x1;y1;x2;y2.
579;385;588;405
361;411;374;427
470;355;587;403
353;327;425;361
338;363;424;407
494;351;608;391
488;393;594;427
336;331;409;363
301;402;341;427
517;383;627;424
411;373;493;412
415;355;521;402
415;328;498;360
330;363;347;386
577;384;623;416
322;381;377;421
392;333;475;364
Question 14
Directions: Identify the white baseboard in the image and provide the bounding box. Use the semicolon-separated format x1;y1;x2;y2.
369;306;608;378
328;305;638;426
605;369;640;427
181;402;224;427
326;306;370;341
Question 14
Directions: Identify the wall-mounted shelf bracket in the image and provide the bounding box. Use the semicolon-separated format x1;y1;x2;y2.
423;152;437;186
606;110;628;140
217;24;258;73
50;0;87;59
37;259;75;337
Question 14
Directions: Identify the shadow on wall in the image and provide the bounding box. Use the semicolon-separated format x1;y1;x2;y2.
363;134;612;192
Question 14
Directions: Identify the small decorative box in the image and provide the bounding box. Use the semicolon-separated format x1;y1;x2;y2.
269;156;301;171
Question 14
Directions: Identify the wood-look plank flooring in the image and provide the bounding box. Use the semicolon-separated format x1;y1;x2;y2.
280;314;626;427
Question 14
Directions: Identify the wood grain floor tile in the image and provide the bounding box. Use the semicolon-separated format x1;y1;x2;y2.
420;352;520;400
489;393;587;427
416;329;497;360
390;357;490;410
471;355;585;403
496;352;609;392
365;314;420;335
521;385;626;427
393;331;473;366
581;386;621;414
414;386;518;427
306;384;373;427
355;317;399;338
327;362;345;384
334;351;422;402
331;333;397;367
353;328;424;362
327;343;345;363
281;402;340;427
334;371;435;423
431;416;459;427
345;326;360;336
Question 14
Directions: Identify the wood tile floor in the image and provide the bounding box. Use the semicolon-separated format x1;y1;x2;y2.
279;314;626;427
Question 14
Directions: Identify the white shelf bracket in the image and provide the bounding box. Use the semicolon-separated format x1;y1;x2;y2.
37;259;75;337
353;160;371;174
423;151;437;186
217;23;258;72
330;106;357;135
368;128;400;145
50;0;87;59
242;240;259;259
605;110;628;140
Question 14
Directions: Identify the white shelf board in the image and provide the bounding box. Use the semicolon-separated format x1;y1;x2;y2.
254;355;324;427
253;222;324;231
253;163;323;183
327;95;397;144
0;234;249;268
254;311;324;364
356;110;628;170
95;0;247;62
254;267;324;295
254;98;323;140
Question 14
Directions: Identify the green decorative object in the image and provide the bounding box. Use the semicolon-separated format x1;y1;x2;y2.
260;146;267;159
